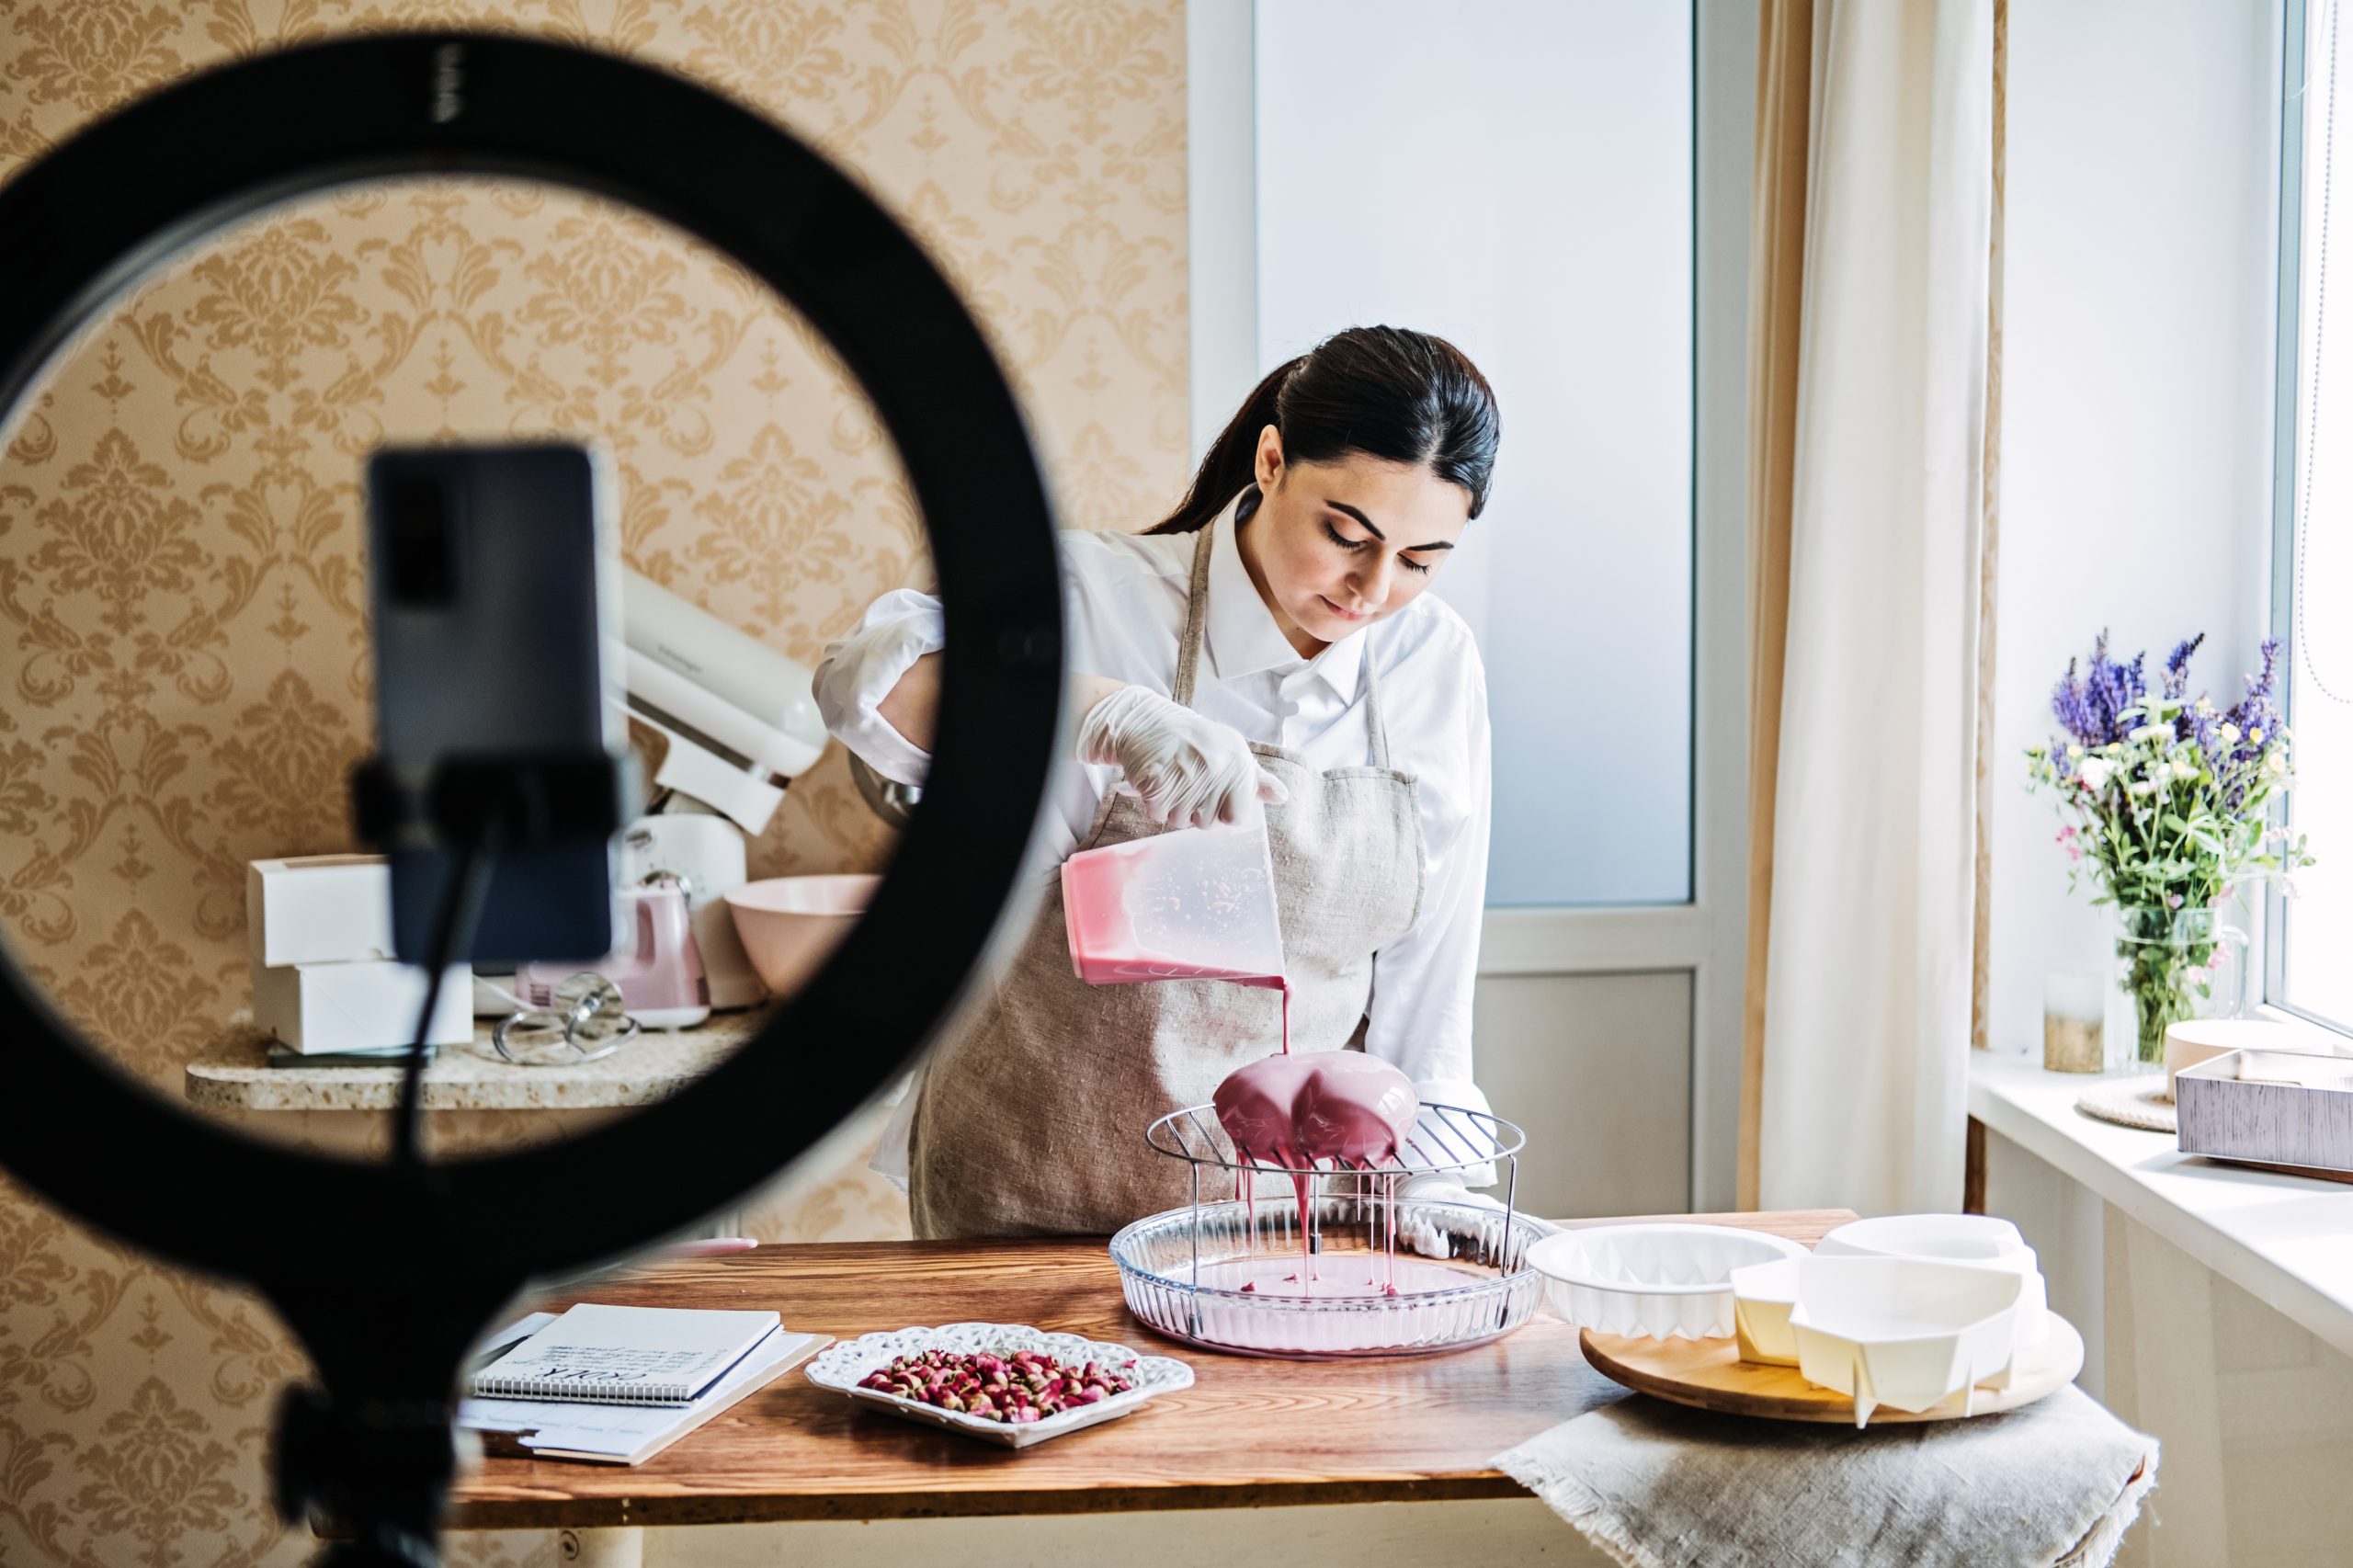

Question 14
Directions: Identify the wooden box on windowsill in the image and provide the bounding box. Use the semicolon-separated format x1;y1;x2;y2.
2176;1045;2353;1184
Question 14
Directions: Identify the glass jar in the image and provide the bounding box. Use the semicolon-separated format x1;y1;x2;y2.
2042;971;2106;1074
2113;907;2248;1067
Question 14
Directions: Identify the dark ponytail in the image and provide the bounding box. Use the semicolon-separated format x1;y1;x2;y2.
1150;325;1501;534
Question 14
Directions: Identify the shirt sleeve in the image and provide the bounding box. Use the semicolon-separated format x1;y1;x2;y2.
1364;652;1494;1182
813;586;945;788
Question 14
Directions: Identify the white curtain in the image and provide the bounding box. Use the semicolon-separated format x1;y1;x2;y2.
1756;0;1994;1213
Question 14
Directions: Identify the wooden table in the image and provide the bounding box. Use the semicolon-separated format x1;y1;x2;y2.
448;1209;1852;1535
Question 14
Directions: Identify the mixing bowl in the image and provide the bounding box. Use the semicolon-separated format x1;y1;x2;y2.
723;873;878;998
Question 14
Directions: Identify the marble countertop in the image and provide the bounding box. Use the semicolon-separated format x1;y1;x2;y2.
1971;1049;2353;1360
185;1007;772;1112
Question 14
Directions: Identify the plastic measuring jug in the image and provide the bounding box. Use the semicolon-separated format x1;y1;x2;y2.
1062;821;1286;987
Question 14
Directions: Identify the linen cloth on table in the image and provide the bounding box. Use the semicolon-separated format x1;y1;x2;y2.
1494;1364;2157;1568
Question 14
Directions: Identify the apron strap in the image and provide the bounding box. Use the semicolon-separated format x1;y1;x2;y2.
1361;637;1391;771
1171;525;1215;708
1171;513;1396;773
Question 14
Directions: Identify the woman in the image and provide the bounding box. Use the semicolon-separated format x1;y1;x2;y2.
816;324;1500;1238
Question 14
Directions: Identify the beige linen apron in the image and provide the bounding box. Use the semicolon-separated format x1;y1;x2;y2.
909;526;1428;1238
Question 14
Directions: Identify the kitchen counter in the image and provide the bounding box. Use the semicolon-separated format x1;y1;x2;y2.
184;1008;771;1113
1969;1052;2353;1359
446;1209;1855;1531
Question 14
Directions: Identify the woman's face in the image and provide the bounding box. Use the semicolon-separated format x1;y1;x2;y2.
1241;425;1472;655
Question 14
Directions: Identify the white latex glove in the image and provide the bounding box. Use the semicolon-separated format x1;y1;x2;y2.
1394;1174;1533;1262
1075;685;1290;829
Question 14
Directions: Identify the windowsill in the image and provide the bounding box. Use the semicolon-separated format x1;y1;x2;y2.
1969;1050;2353;1360
2256;998;2353;1042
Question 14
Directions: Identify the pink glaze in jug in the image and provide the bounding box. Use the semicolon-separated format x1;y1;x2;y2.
1061;821;1287;989
1063;820;1295;1050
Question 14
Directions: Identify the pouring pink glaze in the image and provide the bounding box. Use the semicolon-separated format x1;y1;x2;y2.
1064;829;1436;1305
1294;1054;1418;1165
1213;1051;1419;1295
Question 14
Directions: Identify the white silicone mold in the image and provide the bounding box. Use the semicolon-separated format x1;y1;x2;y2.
1529;1224;1810;1340
1729;1256;1803;1366
1817;1213;2049;1346
1787;1255;2026;1428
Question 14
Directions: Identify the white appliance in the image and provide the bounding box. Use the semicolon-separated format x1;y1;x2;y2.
616;570;829;1010
479;570;830;1013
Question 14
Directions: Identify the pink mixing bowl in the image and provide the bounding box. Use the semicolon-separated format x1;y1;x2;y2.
723;874;879;999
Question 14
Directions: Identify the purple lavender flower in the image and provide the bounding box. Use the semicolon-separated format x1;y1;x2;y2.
2052;659;2097;746
2049;629;2152;751
2215;638;2285;813
2161;633;2206;701
2032;631;2313;926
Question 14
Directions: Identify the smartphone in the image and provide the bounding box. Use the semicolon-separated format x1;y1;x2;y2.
364;442;623;964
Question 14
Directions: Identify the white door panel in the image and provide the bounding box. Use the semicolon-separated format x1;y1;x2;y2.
1473;971;1694;1220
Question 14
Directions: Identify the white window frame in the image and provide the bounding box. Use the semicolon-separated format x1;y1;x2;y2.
2267;0;2353;1040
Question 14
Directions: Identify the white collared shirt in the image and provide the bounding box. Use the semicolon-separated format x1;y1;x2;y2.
815;507;1494;1154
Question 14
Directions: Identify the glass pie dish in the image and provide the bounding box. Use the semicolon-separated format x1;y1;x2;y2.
1109;1193;1551;1358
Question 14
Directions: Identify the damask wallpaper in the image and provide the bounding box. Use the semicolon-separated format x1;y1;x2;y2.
0;3;1189;1563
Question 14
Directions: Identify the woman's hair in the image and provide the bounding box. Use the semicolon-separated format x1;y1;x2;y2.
1149;325;1500;535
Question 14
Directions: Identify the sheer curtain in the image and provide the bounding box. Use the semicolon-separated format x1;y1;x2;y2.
1742;0;1997;1214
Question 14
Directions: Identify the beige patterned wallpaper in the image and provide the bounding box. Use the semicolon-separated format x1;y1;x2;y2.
0;3;1188;1563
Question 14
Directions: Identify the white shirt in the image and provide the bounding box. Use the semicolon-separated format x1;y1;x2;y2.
816;506;1495;1181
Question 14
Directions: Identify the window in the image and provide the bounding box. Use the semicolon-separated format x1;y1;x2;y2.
1253;0;1695;906
2275;0;2353;1032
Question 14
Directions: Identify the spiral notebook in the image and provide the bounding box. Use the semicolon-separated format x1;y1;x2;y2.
468;1303;781;1405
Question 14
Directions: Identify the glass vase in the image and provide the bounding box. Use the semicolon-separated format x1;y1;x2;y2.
2113;906;2242;1067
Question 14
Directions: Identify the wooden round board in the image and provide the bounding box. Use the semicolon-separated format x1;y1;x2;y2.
1580;1313;2085;1425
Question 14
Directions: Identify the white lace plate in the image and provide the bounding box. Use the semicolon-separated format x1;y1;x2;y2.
804;1322;1194;1449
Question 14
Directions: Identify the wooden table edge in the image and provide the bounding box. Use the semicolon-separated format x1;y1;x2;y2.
446;1474;1533;1529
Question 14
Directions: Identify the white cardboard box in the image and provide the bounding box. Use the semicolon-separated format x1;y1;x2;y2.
251;959;473;1054
246;855;396;967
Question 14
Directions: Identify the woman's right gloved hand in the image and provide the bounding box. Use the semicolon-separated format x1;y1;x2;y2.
1075;685;1290;828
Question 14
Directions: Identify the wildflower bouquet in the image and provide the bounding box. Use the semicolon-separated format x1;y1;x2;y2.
2025;632;2313;1063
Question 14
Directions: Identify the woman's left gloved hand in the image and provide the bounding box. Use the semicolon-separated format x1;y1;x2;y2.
1074;683;1289;829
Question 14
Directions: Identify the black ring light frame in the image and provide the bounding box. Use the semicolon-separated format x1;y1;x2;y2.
0;32;1062;1554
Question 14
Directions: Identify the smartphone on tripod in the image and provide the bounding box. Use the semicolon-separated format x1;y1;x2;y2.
363;442;625;964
